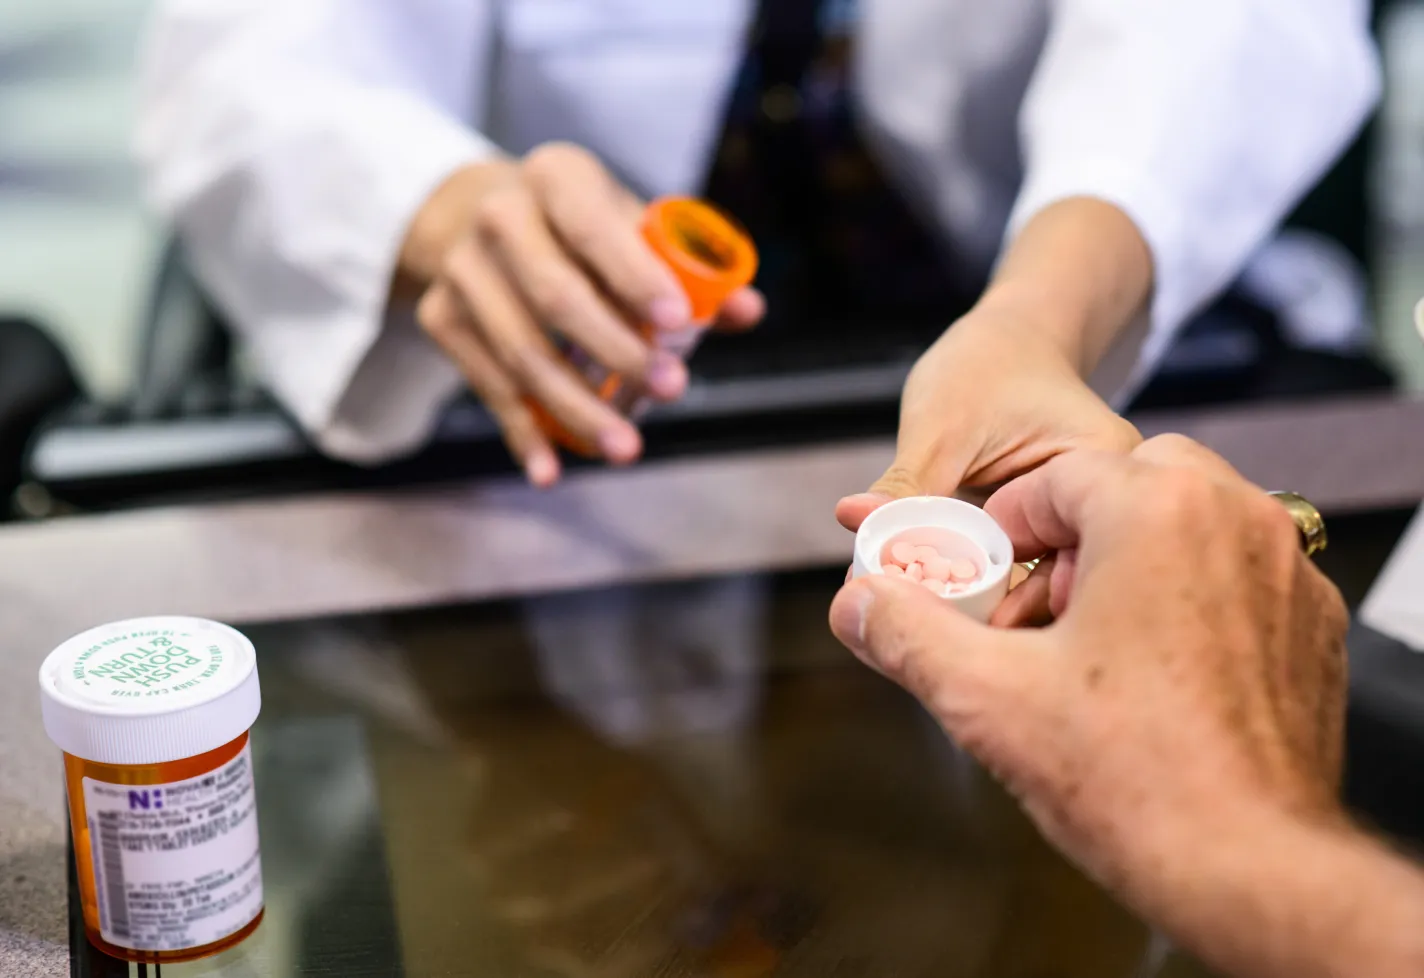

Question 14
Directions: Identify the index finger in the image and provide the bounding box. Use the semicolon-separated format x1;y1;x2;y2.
984;451;1138;561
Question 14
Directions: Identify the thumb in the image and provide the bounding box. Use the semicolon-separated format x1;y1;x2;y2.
835;460;938;532
829;575;1033;722
838;416;980;530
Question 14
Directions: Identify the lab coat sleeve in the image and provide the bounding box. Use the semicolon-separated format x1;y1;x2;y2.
1006;0;1380;406
135;1;498;463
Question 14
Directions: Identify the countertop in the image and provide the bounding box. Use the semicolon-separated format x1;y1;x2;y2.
2;393;1422;977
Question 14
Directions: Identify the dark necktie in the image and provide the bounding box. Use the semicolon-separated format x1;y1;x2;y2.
697;0;976;374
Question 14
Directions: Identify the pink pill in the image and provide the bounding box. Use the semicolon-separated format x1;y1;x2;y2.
947;559;978;583
889;542;917;567
914;545;941;564
922;556;952;580
922;577;947;595
905;562;924;582
883;563;905;577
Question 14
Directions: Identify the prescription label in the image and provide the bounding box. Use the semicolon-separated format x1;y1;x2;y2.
82;744;263;951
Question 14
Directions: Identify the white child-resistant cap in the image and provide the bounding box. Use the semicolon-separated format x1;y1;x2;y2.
39;616;261;766
851;496;1014;624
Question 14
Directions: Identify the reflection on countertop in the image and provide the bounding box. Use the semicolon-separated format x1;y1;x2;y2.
83;572;1217;978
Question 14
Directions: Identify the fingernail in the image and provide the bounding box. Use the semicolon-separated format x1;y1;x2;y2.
598;425;642;464
837;492;894;515
842;492;892;507
525;452;559;488
830;584;874;652
648;294;691;331
647;352;688;400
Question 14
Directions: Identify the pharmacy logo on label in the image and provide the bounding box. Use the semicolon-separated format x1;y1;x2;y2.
128;789;164;810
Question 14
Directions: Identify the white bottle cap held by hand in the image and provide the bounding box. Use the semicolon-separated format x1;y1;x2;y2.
851;496;1014;623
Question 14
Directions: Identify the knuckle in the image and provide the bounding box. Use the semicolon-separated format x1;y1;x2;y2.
1141;432;1198;456
415;290;440;327
871;464;925;500
439;237;477;281
558;213;604;256
1106;416;1143;452
472;190;527;242
416;289;453;340
1235;490;1307;565
504;337;546;380
1138;432;1241;483
526;269;578;323
439;251;461;281
523;141;595;184
1317;581;1349;634
482;382;521;414
593;335;645;379
1127;466;1241;543
1137;466;1218;531
618;342;653;376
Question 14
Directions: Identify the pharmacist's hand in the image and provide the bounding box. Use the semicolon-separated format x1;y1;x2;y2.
829;435;1350;934
404;144;764;485
835;302;1139;531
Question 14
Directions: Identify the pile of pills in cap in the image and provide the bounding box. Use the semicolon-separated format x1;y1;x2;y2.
880;534;983;597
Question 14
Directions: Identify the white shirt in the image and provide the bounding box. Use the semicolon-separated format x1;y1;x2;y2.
135;0;1379;464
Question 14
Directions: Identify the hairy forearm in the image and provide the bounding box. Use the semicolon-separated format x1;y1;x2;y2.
1124;805;1424;978
973;197;1154;376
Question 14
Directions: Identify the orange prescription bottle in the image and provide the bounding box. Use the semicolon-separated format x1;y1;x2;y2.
535;196;759;453
39;616;264;964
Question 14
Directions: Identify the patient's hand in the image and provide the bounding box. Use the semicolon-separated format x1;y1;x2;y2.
829;436;1355;976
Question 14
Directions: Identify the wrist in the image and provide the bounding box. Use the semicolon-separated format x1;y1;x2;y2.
967;284;1094;374
975;197;1153;376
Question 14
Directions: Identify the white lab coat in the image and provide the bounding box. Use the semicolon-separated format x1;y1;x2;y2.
135;0;1378;463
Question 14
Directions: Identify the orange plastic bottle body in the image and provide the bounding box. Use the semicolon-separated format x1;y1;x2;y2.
41;617;264;963
641;196;759;323
64;732;264;964
535;197;759;454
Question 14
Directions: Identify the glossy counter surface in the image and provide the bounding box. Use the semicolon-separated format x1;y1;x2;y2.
2;395;1423;976
69;581;1212;977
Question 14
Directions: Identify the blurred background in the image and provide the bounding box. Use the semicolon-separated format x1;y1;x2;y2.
8;9;1424;976
0;0;155;400
3;1;1424;516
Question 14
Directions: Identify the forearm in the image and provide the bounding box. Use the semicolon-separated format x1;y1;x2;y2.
1126;805;1424;978
972;197;1153;377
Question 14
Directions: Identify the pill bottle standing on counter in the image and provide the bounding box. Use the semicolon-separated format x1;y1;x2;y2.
534;196;759;454
39;616;264;964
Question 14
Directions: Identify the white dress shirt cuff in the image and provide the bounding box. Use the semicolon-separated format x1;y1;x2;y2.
245;98;495;464
320;303;467;464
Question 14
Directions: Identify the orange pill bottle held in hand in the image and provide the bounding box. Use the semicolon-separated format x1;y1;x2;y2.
40;617;264;964
537;196;759;454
